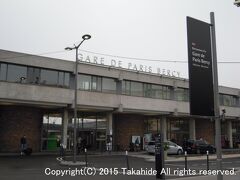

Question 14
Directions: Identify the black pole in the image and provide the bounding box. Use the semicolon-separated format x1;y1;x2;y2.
126;151;129;170
207;150;209;171
210;12;223;180
184;151;188;170
85;148;88;167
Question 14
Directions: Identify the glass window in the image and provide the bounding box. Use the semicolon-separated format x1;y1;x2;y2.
27;67;40;84
92;76;102;91
64;72;70;87
122;80;131;95
143;83;152;98
220;94;239;107
83;118;96;129
40;69;58;85
97;117;107;129
162;86;171;99
7;64;27;83
79;74;91;90
152;84;163;99
167;119;189;145
131;81;143;96
27;67;34;83
58;72;64;86
232;121;240;148
41;114;62;151
0;63;7;81
176;88;189;101
102;77;116;93
145;118;160;133
223;95;231;106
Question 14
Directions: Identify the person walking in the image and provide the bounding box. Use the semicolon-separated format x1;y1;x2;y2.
20;135;27;155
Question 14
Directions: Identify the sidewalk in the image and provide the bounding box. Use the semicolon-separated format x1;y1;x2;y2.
128;152;240;162
1;150;240;162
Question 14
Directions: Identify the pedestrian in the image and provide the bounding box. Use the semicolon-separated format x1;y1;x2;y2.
77;137;82;154
59;143;66;158
20;135;27;155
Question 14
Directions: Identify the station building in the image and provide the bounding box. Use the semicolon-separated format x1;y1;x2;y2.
0;49;240;153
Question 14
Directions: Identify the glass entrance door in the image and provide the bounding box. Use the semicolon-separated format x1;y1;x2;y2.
78;130;96;150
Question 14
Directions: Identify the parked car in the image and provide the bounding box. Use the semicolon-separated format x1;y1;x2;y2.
183;139;216;154
146;140;183;155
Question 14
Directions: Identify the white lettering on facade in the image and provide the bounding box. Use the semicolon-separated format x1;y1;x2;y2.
78;53;181;78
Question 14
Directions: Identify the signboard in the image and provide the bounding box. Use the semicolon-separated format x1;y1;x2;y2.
187;17;214;116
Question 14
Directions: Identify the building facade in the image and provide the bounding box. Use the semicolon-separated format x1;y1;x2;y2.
0;49;240;152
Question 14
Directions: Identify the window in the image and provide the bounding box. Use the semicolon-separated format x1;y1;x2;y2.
162;86;171;100
176;88;189;101
40;69;58;86
102;77;116;93
79;74;91;90
83;118;96;129
7;64;27;83
92;76;102;91
0;63;7;81
27;67;40;84
97;116;107;129
41;114;62;151
122;80;131;95
131;81;143;96
57;71;70;87
220;94;239;107
152;84;163;99
64;73;70;87
58;72;64;86
143;83;152;98
145;118;160;133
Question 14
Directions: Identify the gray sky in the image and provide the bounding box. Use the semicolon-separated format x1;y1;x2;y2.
0;0;239;88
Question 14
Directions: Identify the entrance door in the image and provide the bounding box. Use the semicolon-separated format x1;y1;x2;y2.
78;130;96;150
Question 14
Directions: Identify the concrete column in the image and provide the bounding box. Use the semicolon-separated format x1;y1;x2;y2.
62;109;69;148
107;112;113;151
226;120;233;148
189;118;196;140
160;116;167;142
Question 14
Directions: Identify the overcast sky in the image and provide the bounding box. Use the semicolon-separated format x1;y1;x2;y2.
0;0;239;88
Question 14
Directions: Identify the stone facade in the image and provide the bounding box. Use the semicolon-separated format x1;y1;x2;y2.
0;106;43;152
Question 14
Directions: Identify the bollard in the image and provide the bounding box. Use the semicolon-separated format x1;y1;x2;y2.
126;151;130;170
85;148;88;167
184;151;188;170
206;150;209;170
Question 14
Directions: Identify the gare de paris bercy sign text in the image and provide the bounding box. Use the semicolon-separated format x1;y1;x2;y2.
78;53;181;78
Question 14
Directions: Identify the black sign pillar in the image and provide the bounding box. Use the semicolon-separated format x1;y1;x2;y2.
155;133;165;179
187;17;214;117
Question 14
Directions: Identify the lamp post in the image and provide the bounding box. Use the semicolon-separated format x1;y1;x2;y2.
65;34;91;163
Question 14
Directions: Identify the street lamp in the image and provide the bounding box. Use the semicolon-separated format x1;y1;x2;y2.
234;0;240;7
65;34;91;163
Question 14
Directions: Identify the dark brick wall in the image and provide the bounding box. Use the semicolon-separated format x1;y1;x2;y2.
0;106;43;153
113;114;145;150
195;119;215;144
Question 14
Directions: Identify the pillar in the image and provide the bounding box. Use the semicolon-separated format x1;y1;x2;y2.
107;112;113;151
62;109;69;148
189;119;196;140
160;116;167;142
226;120;233;148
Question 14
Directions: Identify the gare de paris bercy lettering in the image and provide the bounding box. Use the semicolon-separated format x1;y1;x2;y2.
78;53;181;78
